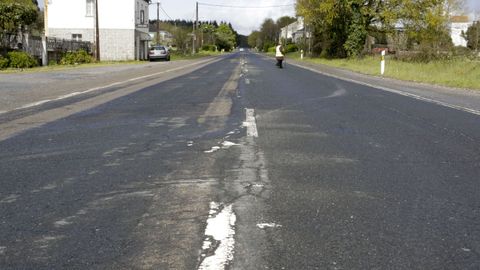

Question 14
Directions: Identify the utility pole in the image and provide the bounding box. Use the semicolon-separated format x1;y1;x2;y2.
156;1;160;45
95;0;100;61
44;0;49;36
192;1;198;54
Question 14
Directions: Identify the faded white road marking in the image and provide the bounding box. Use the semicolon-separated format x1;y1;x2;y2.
0;194;20;204
198;202;237;270
54;219;73;227
242;108;258;137
0;246;6;255
221;141;239;148
204;146;221;153
2;58;222;115
256;223;282;229
204;140;240;153
287;61;480;116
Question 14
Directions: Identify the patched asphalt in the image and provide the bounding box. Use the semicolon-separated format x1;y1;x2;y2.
1;52;480;269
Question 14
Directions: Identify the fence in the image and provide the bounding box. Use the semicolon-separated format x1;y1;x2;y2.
1;33;93;65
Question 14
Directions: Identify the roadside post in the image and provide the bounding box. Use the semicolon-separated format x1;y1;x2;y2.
381;50;386;76
301;49;304;60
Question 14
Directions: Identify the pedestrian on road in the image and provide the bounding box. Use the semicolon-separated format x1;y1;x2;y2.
275;42;285;69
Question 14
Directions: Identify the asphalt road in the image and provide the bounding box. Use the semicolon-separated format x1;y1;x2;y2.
1;52;479;269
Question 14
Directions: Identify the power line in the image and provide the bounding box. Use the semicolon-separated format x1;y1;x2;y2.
159;4;173;20
197;2;295;9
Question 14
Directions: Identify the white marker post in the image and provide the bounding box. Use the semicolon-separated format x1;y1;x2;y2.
301;49;304;60
381;50;386;76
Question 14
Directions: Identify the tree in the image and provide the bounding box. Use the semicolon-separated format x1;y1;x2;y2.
172;27;191;54
276;16;296;29
296;0;461;58
248;31;260;49
463;21;480;51
200;23;216;46
215;23;236;51
0;1;38;51
258;18;278;51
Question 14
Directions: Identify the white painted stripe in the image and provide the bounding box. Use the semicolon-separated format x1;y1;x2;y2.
198;202;237;270
287;61;480;116
2;58;221;115
256;223;282;229
242;108;258;137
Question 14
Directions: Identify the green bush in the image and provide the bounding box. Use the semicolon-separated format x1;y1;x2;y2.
0;55;9;69
60;49;94;65
267;46;276;53
7;51;38;68
285;44;299;53
201;44;216;51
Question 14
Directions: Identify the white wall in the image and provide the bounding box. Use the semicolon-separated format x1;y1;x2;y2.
47;0;136;30
451;22;472;47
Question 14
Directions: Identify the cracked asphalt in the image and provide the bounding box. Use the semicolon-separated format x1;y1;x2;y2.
1;51;480;269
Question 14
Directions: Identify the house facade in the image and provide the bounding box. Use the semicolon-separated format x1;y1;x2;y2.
449;15;473;47
279;17;310;44
46;0;151;61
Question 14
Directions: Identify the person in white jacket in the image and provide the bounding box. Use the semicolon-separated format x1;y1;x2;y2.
275;42;285;69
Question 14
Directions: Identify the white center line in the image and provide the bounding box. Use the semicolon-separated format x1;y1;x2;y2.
242;108;258;137
198;202;237;270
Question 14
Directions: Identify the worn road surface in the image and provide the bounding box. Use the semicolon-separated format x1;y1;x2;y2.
1;52;480;269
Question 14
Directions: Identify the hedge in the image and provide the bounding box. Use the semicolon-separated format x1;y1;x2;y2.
60;49;94;65
6;51;38;68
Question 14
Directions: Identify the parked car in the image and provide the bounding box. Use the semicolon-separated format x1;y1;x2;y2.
149;45;170;61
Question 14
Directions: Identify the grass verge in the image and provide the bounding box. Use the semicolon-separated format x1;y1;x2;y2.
285;52;479;90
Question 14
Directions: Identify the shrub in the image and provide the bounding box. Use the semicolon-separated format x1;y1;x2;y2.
60;49;94;65
285;44;299;53
201;44;216;51
263;42;275;52
0;55;9;69
7;51;38;68
267;46;276;53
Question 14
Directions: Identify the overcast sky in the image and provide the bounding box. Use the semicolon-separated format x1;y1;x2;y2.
38;0;480;35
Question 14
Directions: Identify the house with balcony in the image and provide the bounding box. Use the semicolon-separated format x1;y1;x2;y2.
45;0;151;61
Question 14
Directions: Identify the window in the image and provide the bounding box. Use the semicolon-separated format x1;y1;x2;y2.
86;0;94;17
140;10;145;25
72;34;82;41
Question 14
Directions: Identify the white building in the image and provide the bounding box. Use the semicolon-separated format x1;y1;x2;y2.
279;17;310;44
449;15;473;47
45;0;151;61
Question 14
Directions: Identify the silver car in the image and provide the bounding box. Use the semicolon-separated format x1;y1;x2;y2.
149;45;171;61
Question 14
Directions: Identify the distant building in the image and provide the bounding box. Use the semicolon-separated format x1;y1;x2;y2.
148;24;174;46
279;17;311;44
449;15;473;47
45;0;152;61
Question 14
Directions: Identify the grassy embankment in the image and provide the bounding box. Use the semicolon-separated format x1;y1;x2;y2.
273;51;480;90
0;50;222;74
